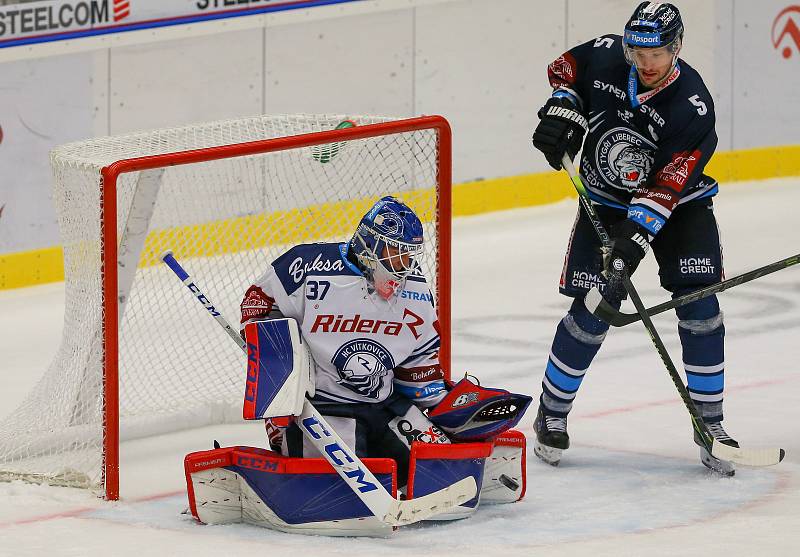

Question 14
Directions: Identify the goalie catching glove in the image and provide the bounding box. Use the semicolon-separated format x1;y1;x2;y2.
427;376;532;441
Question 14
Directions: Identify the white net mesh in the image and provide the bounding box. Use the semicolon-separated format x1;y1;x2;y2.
0;114;446;495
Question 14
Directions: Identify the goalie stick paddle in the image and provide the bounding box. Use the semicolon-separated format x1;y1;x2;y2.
160;251;477;525
560;157;784;467
585;253;800;327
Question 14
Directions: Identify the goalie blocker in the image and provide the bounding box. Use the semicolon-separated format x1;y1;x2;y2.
243;317;315;420
184;318;528;535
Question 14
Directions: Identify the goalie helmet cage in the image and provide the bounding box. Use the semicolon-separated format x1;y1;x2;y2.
0;114;452;501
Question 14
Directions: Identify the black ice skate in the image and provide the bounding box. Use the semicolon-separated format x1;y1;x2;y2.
533;405;570;466
694;421;739;477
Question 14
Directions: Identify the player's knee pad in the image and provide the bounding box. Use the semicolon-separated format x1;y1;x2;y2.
564;297;611;342
675;292;723;335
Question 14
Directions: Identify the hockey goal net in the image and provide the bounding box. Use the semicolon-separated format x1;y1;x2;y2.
0;114;451;500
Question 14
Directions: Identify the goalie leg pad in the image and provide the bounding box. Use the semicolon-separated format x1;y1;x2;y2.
243;318;315;419
480;429;527;504
185;446;396;537
184;446;241;525
407;441;492;521
188;468;244;525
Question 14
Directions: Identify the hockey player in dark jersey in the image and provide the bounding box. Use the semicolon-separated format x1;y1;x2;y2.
531;2;738;475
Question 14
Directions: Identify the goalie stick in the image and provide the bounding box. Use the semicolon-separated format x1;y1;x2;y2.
584;253;800;327
160;251;477;526
561;156;784;467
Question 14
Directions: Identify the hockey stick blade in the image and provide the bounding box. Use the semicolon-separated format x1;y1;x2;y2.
585;252;800;327
711;441;785;467
383;476;477;525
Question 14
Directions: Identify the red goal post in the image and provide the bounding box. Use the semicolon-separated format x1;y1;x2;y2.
0;115;452;501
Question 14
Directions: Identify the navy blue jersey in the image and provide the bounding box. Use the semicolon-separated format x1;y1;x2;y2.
547;34;718;236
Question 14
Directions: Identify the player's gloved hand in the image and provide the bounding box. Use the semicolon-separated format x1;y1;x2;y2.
532;97;588;170
603;219;650;277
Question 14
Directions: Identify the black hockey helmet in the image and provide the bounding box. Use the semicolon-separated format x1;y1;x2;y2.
623;2;684;52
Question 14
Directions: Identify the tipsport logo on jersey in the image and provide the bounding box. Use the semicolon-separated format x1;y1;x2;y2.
595;127;656;192
332;339;395;399
772;6;800;59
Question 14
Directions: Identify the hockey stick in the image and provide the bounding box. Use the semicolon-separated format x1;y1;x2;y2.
561;156;784;467
160;251;477;526
585;253;800;327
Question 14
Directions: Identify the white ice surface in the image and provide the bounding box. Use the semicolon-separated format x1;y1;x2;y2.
1;178;799;556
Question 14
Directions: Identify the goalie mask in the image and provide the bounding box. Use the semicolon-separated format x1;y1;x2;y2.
350;196;424;300
427;377;533;442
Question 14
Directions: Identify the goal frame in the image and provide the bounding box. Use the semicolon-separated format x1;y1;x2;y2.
98;115;452;500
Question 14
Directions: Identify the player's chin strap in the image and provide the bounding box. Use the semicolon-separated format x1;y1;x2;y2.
160;251;477;526
561;157;784;467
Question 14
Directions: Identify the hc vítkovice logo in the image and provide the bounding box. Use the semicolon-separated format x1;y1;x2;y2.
332;338;395;399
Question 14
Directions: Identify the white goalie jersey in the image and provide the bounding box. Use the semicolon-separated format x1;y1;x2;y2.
241;242;446;407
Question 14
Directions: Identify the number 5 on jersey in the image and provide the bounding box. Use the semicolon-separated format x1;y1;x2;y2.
689;94;707;115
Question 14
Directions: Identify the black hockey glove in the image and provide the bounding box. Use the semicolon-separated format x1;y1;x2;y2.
603;219;650;277
532;97;588;170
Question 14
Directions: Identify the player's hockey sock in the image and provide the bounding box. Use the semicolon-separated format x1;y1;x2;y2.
676;292;725;422
540;297;612;417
